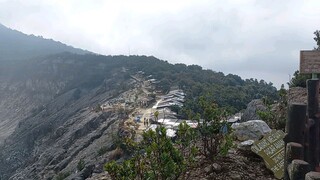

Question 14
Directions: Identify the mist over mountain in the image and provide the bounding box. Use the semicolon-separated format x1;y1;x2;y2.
0;23;90;61
0;24;278;179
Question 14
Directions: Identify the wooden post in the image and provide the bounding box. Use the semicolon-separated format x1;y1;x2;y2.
284;104;307;180
286;104;307;144
307;79;320;170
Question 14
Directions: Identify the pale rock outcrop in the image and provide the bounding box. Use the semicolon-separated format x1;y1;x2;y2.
231;120;271;141
241;99;267;122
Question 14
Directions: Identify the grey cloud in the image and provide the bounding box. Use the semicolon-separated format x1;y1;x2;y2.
0;0;320;88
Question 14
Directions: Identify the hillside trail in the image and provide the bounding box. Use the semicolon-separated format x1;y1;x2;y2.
92;76;278;180
125;75;161;141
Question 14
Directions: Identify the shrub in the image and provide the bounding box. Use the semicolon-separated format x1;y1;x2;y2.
108;148;124;161
104;96;233;179
195;96;233;160
105;126;189;180
97;146;108;156
77;159;85;171
94;104;102;112
55;171;70;180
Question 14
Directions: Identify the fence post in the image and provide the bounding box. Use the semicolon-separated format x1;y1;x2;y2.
307;79;320;171
286;104;307;144
284;104;307;180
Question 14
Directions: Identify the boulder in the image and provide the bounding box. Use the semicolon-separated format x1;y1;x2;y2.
212;163;222;172
237;140;255;151
241;99;267;122
231;120;271;141
204;165;213;174
229;172;242;180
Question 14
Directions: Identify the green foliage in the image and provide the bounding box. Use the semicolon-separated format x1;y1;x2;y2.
111;132;138;156
278;84;287;105
169;105;181;114
257;86;287;130
276;89;288;130
94;104;102;112
288;70;311;88
257;110;275;127
97;146;108;156
176;122;198;165
105;126;189;180
120;138;138;154
104;98;233;179
179;78;277;118
55;171;71;180
219;134;234;156
141;127;186;179
77;159;85;171
314;30;320;50
157;79;171;93
154;111;159;121
287;29;320;88
21;53;277;115
104;160;136;180
195;96;232;160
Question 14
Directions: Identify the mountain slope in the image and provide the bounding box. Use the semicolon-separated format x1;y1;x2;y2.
0;53;133;179
0;23;90;61
0;24;279;179
0;53;278;179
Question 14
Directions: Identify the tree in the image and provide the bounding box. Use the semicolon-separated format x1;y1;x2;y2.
288;30;320;88
288;70;311;88
195;96;233;159
104;126;190;180
169;105;181;114
278;84;287;105
104;98;233;179
314;30;320;50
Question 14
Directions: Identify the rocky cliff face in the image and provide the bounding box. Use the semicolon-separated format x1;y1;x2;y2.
0;61;66;144
0;54;134;179
241;99;267;122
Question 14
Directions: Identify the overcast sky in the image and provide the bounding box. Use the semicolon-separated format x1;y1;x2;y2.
1;0;320;88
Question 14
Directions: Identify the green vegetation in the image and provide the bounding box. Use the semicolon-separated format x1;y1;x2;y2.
77;159;85;171
288;70;311;88
175;121;198;164
55;171;71;180
195;96;232;159
32;53;277;116
169;105;181;114
105;127;187;180
289;30;320;88
94;104;102;112
135;61;278;114
97;146;108;156
314;30;320;50
257;84;287;130
105;98;233;180
154;111;159;121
